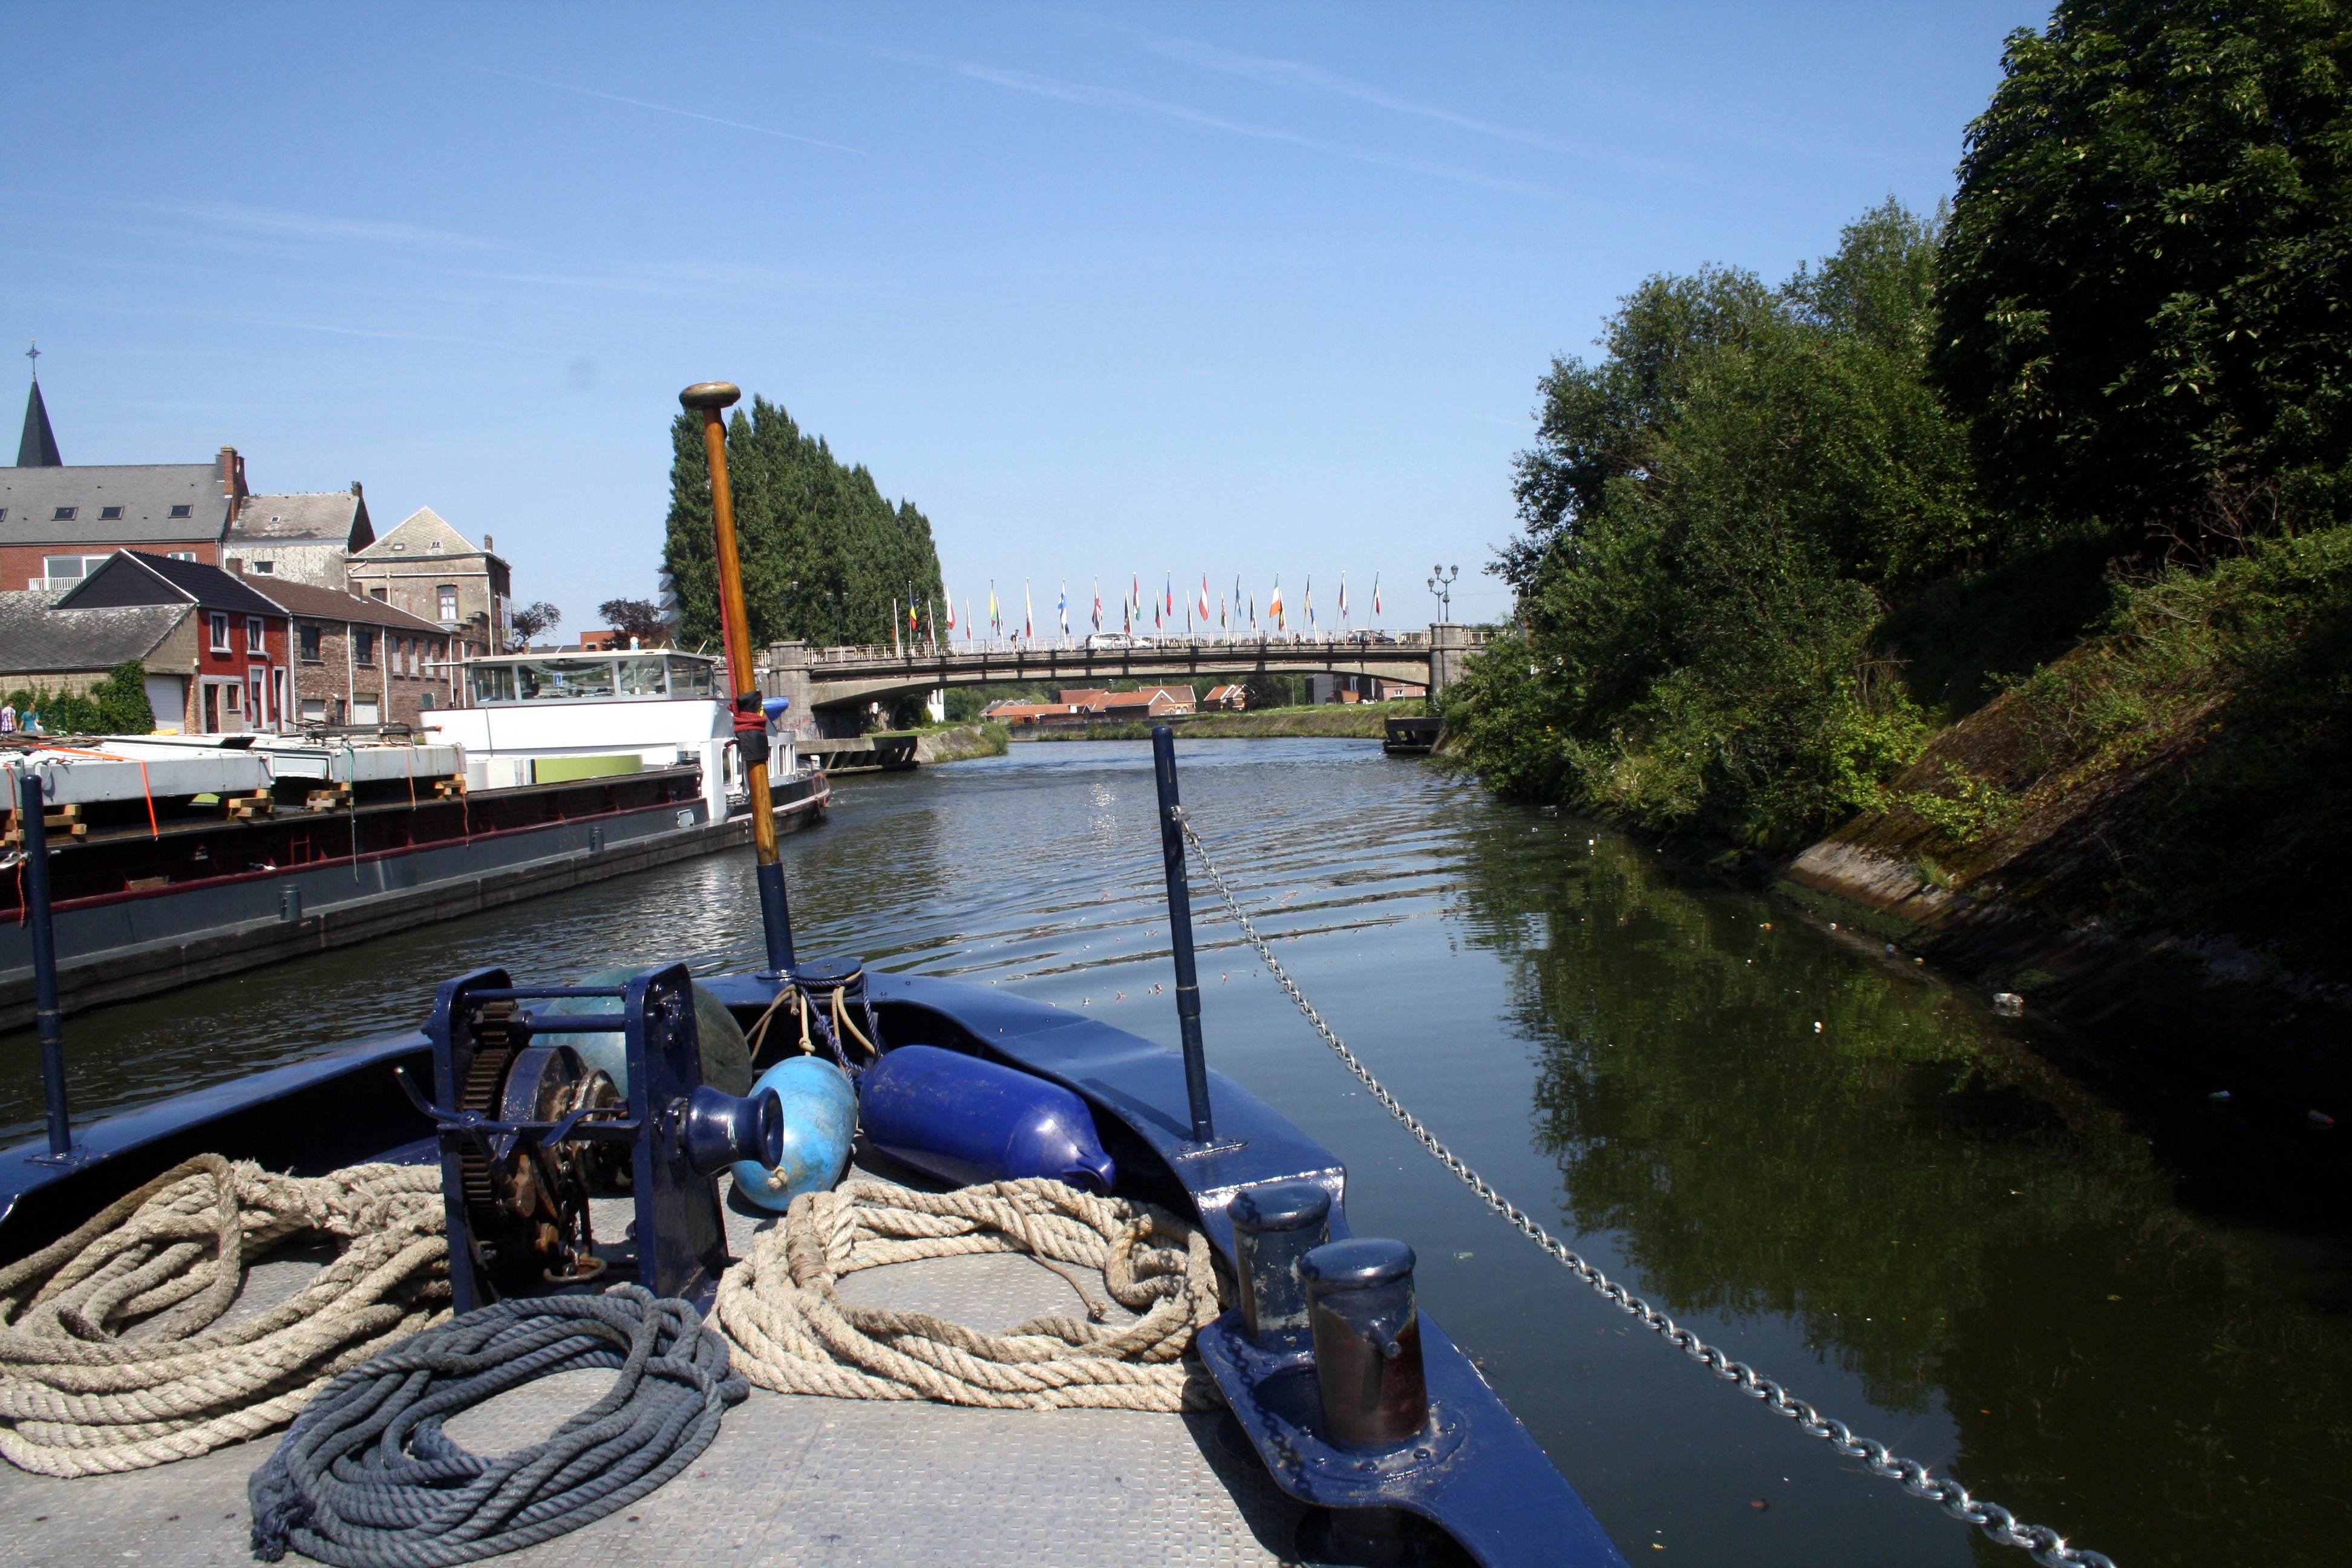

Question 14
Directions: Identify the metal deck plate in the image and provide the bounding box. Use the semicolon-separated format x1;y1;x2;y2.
0;1180;1301;1567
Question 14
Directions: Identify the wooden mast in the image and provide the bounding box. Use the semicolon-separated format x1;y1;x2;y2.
682;381;793;971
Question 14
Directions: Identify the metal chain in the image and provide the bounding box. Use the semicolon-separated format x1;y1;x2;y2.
1174;811;2115;1568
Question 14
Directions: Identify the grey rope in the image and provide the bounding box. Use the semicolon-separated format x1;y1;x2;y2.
248;1284;746;1567
1175;810;2115;1568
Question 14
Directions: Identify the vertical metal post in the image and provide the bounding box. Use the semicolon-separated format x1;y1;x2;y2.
1150;725;1215;1144
19;773;71;1158
682;381;794;974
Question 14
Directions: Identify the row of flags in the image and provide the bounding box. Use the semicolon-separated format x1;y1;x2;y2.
887;573;1389;652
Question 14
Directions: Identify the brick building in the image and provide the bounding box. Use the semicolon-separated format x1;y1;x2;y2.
347;507;509;662
44;552;290;733
223;485;374;587
263;578;454;729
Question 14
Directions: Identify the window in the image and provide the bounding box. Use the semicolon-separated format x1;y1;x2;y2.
370;587;388;603
99;505;123;521
246;618;264;653
406;638;419;676
0;508;8;523
166;551;196;561
299;624;323;662
437;585;457;621
354;630;376;666
169;504;192;519
42;555;96;583
209;613;230;652
300;697;327;722
252;560;274;574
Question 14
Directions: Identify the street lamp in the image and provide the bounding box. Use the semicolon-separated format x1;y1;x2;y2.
1427;564;1459;622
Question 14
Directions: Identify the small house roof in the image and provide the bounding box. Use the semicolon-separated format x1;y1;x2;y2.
230;490;373;548
351;506;503;567
55;550;284;618
261;577;446;635
0;589;183;676
0;465;227;545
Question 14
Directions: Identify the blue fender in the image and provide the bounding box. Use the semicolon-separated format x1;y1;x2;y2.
859;1044;1116;1193
731;1056;858;1212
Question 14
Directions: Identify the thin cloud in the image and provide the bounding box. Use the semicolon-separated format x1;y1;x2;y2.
472;67;860;154
955;64;1549;195
136;200;506;252
1131;27;1686;177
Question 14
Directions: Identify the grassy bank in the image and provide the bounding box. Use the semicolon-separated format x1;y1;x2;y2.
1015;701;1423;742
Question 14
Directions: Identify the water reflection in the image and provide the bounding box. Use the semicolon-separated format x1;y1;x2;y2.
2;739;2345;1565
1451;818;2352;1567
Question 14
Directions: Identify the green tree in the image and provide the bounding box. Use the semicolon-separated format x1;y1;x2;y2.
1934;0;2352;543
661;398;944;653
1455;201;1973;845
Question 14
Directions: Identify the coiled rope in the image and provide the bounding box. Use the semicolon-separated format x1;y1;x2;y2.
249;1284;744;1568
714;1177;1224;1411
0;1154;448;1477
1175;808;2117;1568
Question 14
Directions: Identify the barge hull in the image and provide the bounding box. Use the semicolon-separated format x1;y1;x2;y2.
0;774;827;1030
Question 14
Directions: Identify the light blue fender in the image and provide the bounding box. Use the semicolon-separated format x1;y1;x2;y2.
731;1055;858;1212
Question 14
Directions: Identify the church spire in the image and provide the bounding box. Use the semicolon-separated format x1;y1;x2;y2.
17;342;61;467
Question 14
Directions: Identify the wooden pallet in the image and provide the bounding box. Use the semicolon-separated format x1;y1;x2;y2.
225;790;274;821
2;803;87;846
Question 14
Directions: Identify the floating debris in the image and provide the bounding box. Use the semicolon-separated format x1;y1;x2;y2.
1992;993;2024;1016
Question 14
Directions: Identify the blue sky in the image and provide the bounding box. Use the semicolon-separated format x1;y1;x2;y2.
4;3;2046;633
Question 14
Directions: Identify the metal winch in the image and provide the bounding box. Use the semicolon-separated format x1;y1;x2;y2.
400;961;783;1312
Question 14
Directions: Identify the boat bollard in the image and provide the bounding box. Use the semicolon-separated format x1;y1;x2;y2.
1300;1238;1430;1449
1232;1180;1331;1350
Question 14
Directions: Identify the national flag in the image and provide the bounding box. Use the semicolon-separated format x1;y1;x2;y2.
1123;595;1131;634
1339;573;1349;623
1092;578;1102;632
944;587;956;631
1305;577;1315;629
1164;573;1174;615
1269;576;1284;632
1154;595;1161;630
1218;592;1227;630
965;598;974;642
1249;592;1256;629
1373;573;1382;618
1024;580;1034;640
1058;581;1068;638
892;597;903;658
1197;575;1210;621
1131;574;1141;616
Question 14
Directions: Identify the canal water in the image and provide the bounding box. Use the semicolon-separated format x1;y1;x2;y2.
4;737;2347;1566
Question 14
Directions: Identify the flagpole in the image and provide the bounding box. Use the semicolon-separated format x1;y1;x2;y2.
681;381;792;973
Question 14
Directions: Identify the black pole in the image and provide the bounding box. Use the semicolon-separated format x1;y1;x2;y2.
19;774;70;1158
1150;725;1215;1144
757;858;795;972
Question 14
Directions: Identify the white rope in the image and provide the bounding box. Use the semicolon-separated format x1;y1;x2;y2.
714;1177;1224;1411
0;1154;449;1477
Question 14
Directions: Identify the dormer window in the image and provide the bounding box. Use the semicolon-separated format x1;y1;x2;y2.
99;505;123;521
391;541;407;552
51;506;76;521
169;504;192;519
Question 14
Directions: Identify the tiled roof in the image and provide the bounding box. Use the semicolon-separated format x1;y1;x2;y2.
56;550;284;618
261;577;446;635
0;465;227;545
230;491;371;546
0;589;183;675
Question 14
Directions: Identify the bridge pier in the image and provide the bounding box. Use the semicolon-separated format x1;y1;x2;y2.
1428;622;1472;699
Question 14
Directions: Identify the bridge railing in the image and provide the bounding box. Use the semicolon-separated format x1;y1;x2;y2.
797;628;1472;667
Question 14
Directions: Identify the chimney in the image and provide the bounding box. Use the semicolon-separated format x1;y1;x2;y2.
350;480;363;497
217;446;248;504
483;533;494;552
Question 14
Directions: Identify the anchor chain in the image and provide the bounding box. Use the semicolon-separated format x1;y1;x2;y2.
1174;810;2115;1568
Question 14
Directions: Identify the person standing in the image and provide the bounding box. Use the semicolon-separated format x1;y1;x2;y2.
0;701;16;734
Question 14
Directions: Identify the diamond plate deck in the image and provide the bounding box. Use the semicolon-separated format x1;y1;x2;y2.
0;1179;1301;1567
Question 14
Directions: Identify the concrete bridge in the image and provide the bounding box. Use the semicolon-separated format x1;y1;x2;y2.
758;623;1482;732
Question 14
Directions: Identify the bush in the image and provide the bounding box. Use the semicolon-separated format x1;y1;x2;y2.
4;662;155;736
